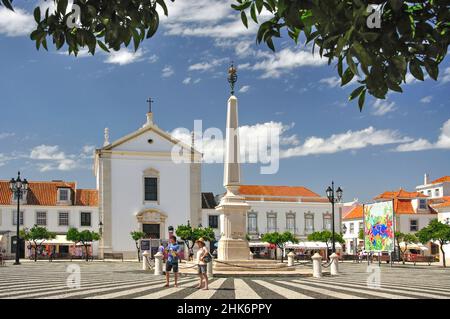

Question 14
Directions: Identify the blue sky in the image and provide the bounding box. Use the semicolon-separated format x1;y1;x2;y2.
0;0;449;202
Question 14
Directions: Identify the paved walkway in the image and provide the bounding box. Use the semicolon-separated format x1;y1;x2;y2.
0;261;449;299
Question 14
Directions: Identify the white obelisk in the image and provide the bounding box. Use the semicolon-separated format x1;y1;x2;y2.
216;64;251;261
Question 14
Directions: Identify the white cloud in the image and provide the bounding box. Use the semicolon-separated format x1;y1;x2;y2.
239;85;250;93
0;132;15;140
172;121;411;161
188;58;227;72
148;54;159;63
29;144;93;172
372;99;396;116
0;7;35;37
281;127;411;158
319;77;341;88
162;65;174;78
30;145;66;160
104;48;145;65
441;67;450;84
395;119;450;152
182;77;192;84
250;48;327;78
420;96;433;104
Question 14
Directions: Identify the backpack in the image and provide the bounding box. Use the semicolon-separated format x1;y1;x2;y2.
202;250;213;263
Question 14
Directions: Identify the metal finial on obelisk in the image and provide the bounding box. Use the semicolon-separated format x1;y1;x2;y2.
227;62;237;96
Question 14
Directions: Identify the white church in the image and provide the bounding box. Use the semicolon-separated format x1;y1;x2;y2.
94;108;203;259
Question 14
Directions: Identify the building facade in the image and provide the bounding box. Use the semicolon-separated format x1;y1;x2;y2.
0;180;99;258
94;111;202;259
416;174;450;265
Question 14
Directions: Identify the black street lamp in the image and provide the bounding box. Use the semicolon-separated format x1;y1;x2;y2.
326;181;343;254
9;171;28;265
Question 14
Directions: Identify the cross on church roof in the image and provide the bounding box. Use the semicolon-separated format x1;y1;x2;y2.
146;97;154;113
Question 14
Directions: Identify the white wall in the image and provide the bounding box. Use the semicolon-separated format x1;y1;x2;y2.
109;154;192;252
243;201;340;238
0;205;99;255
396;214;436;234
438;211;450;266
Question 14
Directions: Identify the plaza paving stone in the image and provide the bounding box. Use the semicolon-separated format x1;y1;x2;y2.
0;261;449;299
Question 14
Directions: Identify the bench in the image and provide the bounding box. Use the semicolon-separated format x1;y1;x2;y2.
103;253;124;262
406;254;435;266
70;255;94;261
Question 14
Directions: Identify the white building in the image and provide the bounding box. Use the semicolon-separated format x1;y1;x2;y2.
201;185;342;259
0;180;99;259
416;174;450;266
342;204;364;254
94;110;202;259
341;188;439;256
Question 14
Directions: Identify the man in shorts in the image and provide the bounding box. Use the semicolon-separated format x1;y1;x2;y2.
165;235;180;288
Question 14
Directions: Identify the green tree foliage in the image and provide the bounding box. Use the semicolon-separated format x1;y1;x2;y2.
416;219;450;267
67;227;100;261
130;231;145;262
233;0;449;110
358;229;364;240
20;225;56;262
307;230;345;254
0;0;173;56
261;231;298;262
175;224;215;251
394;231;418;264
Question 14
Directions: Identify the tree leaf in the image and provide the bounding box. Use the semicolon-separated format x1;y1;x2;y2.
349;86;365;101
341;67;355;86
358;89;366;111
409;59;424;81
241;11;248;29
33;7;41;24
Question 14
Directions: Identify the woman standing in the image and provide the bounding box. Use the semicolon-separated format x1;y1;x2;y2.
195;238;209;290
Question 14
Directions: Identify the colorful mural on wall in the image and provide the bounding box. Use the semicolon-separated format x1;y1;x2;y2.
364;201;395;252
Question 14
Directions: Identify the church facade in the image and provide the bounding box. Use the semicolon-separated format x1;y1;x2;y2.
94;111;202;259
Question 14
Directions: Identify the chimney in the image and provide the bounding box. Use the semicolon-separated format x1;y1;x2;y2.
424;173;429;185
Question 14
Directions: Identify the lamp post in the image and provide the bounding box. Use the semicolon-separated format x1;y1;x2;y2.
326;181;343;254
9;171;29;265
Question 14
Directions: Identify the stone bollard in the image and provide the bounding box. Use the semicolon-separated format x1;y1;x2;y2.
311;253;323;278
287;251;295;267
207;258;214;277
154;251;163;276
330;253;339;276
249;252;254;260
142;251;150;271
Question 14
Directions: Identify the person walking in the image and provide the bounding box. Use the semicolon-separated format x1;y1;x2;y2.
165;235;180;288
195;238;209;290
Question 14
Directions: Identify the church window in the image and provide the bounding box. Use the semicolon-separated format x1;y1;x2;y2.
144;177;158;201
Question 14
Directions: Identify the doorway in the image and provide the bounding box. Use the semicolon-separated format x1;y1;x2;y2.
11;236;25;258
143;224;160;239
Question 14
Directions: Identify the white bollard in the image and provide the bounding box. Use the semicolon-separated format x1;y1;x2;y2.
142;251;150;270
249;252;254;260
330;253;339;276
154;251;163;275
207;259;214;277
287;251;295;267
312;253;323;278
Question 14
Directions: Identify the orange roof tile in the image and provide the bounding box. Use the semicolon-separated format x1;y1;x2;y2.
239;185;321;198
374;188;427;200
75;189;98;207
394;199;415;215
431;196;450;209
0;180;98;207
430;176;450;184
343;205;363;220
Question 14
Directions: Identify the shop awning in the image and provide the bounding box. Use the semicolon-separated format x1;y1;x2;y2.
32;235;75;246
249;242;270;248
400;242;428;251
285;241;342;249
